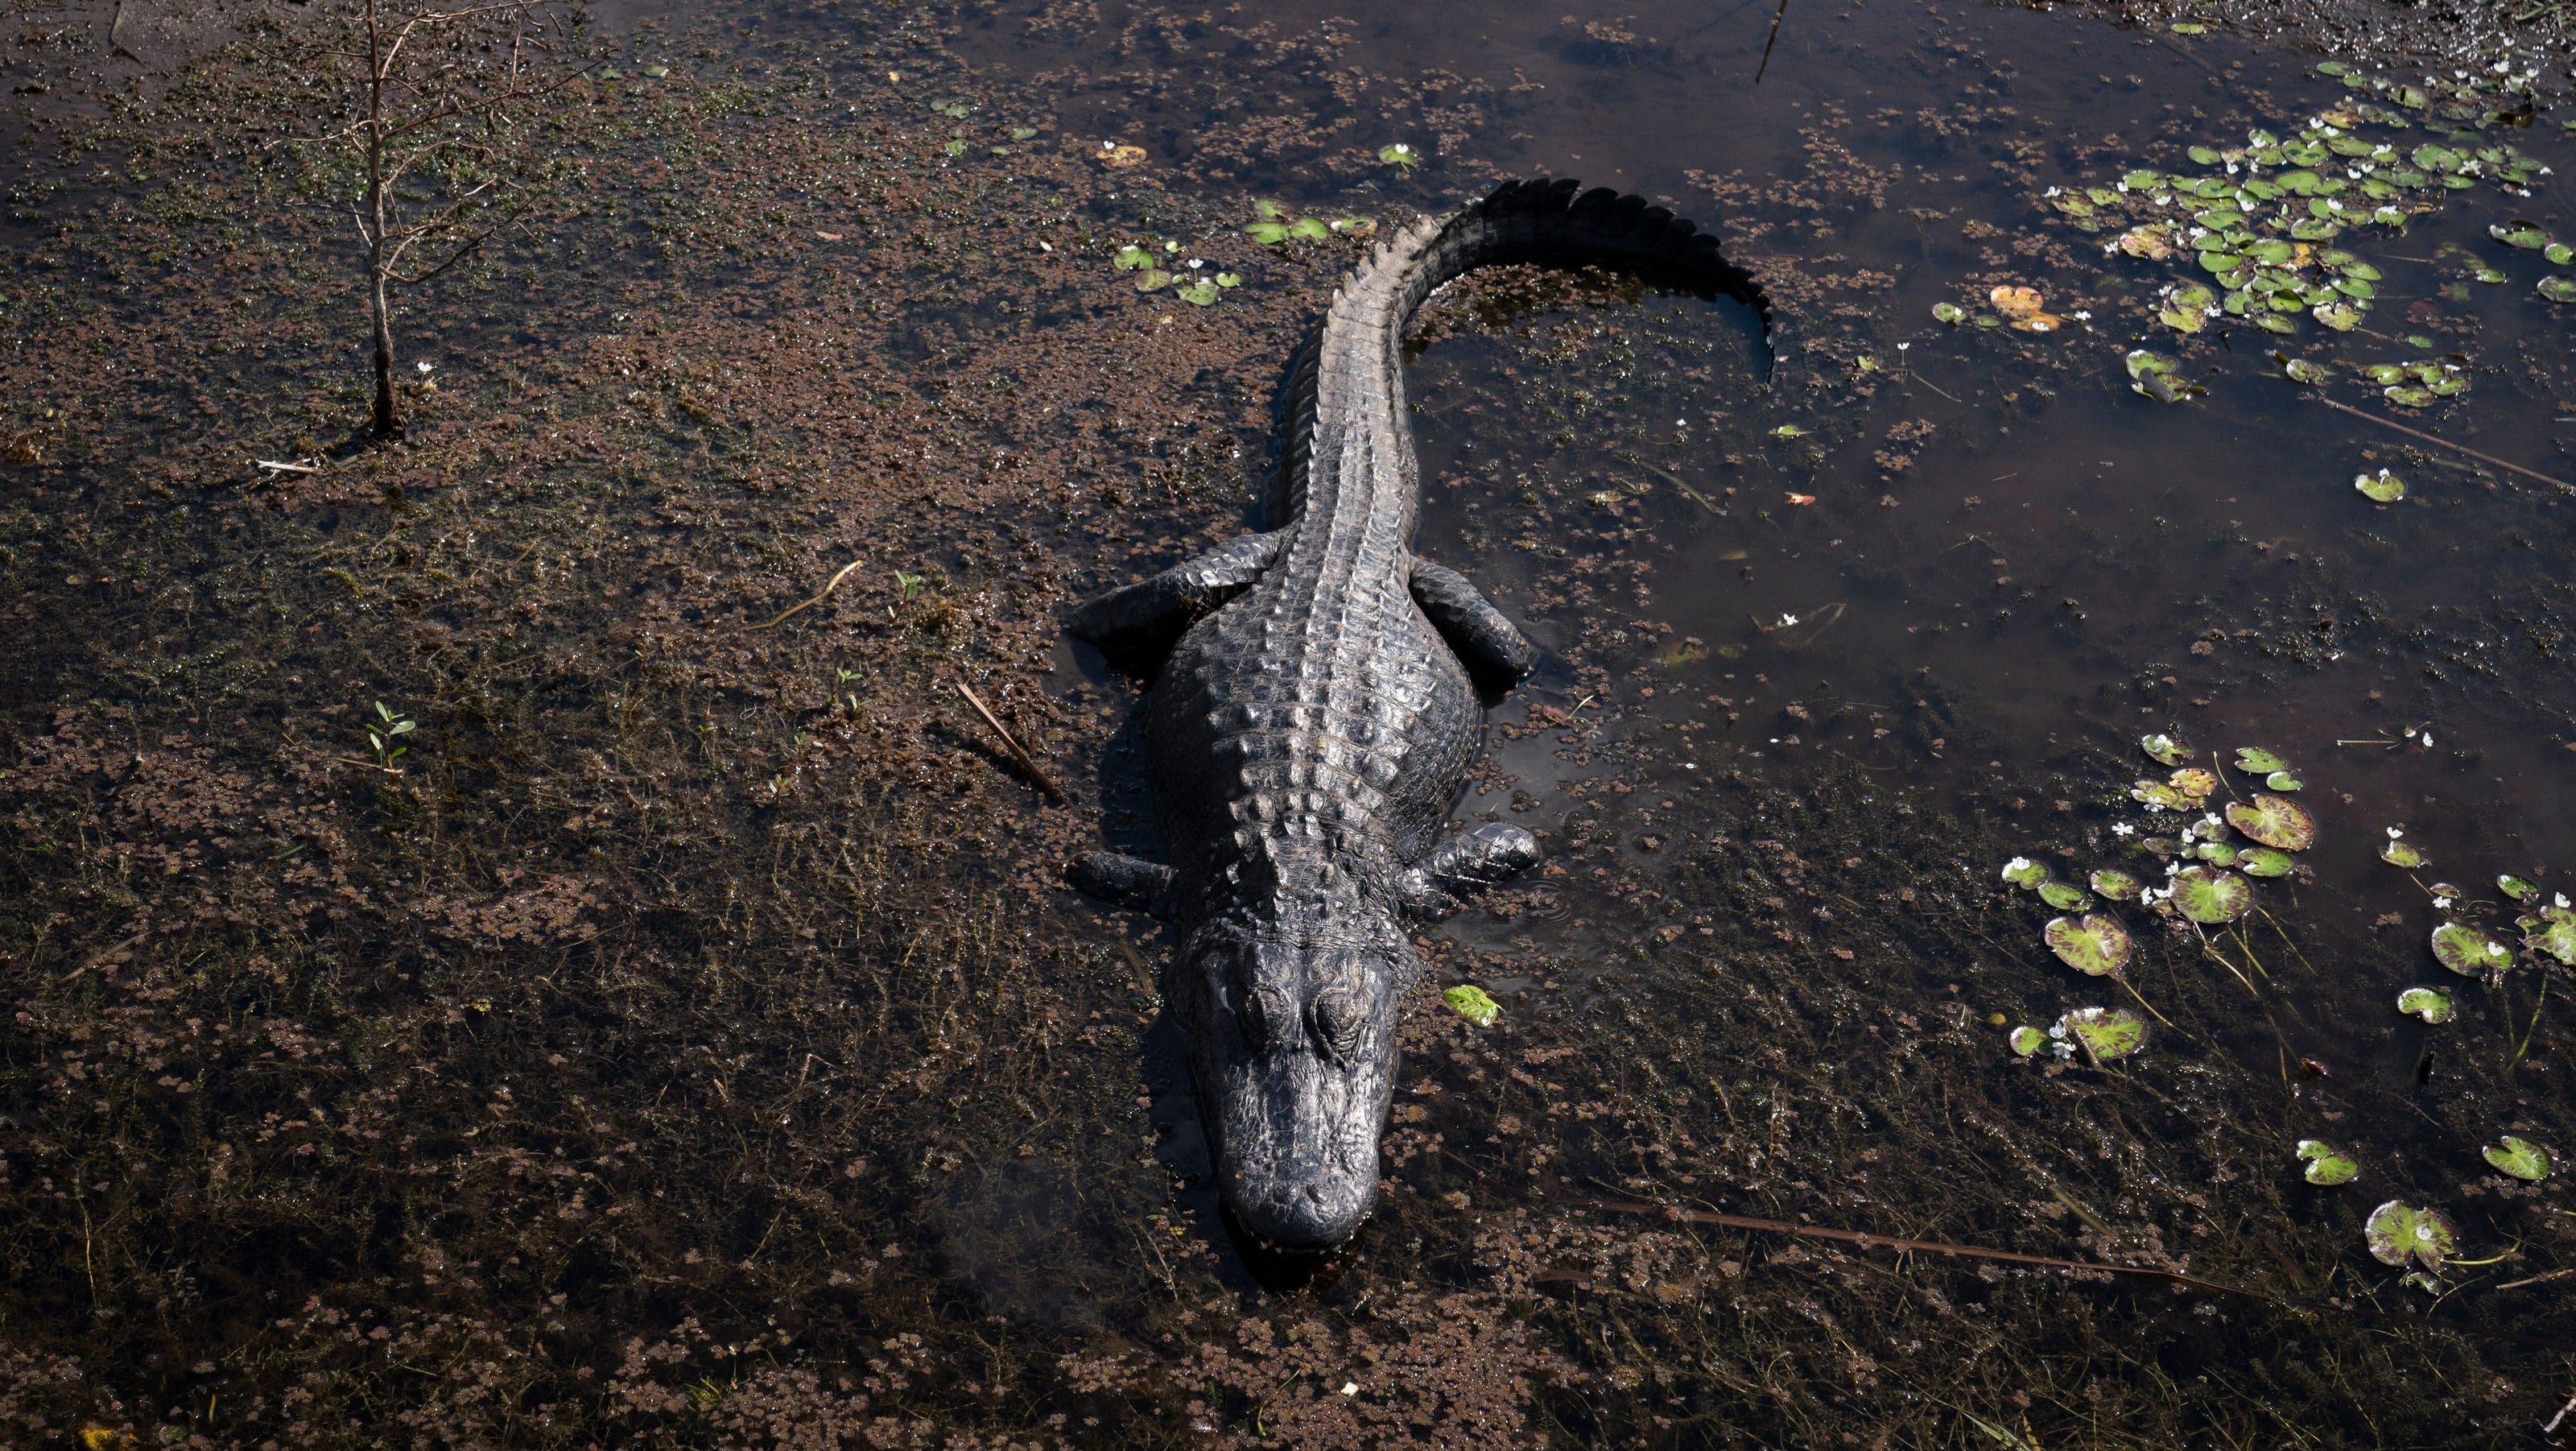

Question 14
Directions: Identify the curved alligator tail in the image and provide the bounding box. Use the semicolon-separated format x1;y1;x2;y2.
1277;176;1773;527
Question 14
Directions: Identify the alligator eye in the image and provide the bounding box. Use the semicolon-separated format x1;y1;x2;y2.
1307;986;1368;1060
1236;985;1294;1050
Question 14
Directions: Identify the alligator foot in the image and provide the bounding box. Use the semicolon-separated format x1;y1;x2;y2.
1067;850;1177;916
1409;558;1538;705
1401;823;1542;916
1068;531;1287;676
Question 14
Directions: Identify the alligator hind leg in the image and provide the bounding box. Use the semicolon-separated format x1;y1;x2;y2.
1067;851;1177;916
1068;531;1286;676
1399;823;1542;915
1409;558;1539;705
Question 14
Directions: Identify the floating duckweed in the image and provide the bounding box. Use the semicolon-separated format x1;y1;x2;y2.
2140;733;2192;767
2091;868;2142;899
2429;921;2513;977
2483;1135;2553;1181
1932;301;1966;324
2226;795;2315;851
2296;1140;2359;1186
2239;846;2295;878
2058;1006;2148;1062
2038;881;2091;911
2363;1201;2455;1271
2009;1025;2048;1056
2396;986;2453;1023
1442;983;1500;1027
2172;866;2254;924
2045;915;2133;978
2355;469;2406;502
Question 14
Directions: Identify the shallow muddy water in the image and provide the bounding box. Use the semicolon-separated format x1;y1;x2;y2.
2;0;2574;1445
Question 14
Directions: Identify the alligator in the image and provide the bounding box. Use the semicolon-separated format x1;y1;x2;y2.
1067;177;1771;1255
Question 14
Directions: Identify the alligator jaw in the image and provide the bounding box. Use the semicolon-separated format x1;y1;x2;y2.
1176;886;1410;1253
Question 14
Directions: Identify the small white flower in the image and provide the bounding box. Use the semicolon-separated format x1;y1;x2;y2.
415;361;434;373
1897;342;1910;352
2112;823;2136;837
2046;186;2062;197
1187;258;1203;269
1780;614;1799;627
2555;893;2570;909
2166;862;2182;876
2388;826;2404;838
2434;896;2453;909
2421;732;2434;747
2072;309;2092;321
2003;857;2034;880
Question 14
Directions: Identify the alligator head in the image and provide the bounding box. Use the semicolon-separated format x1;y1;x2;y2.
1173;858;1410;1253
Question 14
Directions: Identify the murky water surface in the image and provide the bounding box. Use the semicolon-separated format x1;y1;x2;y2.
4;0;2574;1445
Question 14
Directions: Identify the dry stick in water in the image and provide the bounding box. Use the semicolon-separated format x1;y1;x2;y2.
2314;395;2574;490
1753;0;1791;83
953;680;1067;804
751;557;865;630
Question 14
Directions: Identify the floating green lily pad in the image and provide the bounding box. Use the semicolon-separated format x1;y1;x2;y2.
2355;469;2406;502
1289;217;1331;242
2313;301;2363;331
2234;746;2289;774
2483;1135;2553;1181
2522;906;2576;965
2284;358;2330;384
1134;270;1174;292
2430;921;2513;977
2091;868;2143;899
2265;771;2302;792
2541;277;2576;304
1330;217;1378;238
2058;1006;2147;1061
2195;840;2240;866
1932;302;1966;325
2045;915;2133;978
2498;874;2539;903
2382;837;2427;868
2363;1201;2454;1271
1113;245;1156;271
2548;242;2574;266
2140;733;2193;767
2125;350;2190;402
2172;866;2254;924
1011;127;1040;141
2396;986;2453;1023
2226;795;2315;851
2491;221;2552;250
2002;857;2049;890
2240;846;2296;878
2009;1025;2047;1056
1443;983;1500;1027
1215;272;1241;288
1176;282;1221;306
1245;221;1294;244
1378;143;1420;168
2039;881;2092;911
2297;1139;2359;1186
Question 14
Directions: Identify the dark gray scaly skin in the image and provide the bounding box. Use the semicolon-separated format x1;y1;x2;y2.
1067;178;1772;1253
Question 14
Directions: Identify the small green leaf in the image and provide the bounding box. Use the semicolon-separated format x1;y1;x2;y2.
2483;1135;2553;1181
1378;143;1420;167
2264;771;2301;792
1177;282;1221;306
1443;984;1501;1027
1135;270;1174;292
2491;220;2553;250
1214;272;1241;288
2226;795;2315;851
1288;217;1331;242
1245;221;1293;244
2296;1139;2359;1185
2172;866;2253;924
2498;874;2540;903
2000;857;2049;889
2541;276;2576;304
2363;1201;2455;1271
2045;915;2133;978
2058;1006;2147;1061
2239;846;2295;878
1932;302;1966;325
1771;424;1806;439
2039;881;2091;911
2233;746;2289;773
2009;1025;2047;1056
2396;986;2453;1023
2521;905;2576;965
2140;733;2193;767
2090;868;2142;899
2355;469;2405;502
2430;921;2514;977
1113;245;1156;271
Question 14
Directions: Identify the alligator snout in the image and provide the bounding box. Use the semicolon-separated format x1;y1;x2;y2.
1224;1153;1378;1251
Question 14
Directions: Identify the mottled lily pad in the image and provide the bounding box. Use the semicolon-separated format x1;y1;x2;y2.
2141;733;2193;767
2000;856;2049;890
2167;767;2219;801
2541;277;2576;304
2045;915;2133;978
2483;1135;2553;1181
2396;986;2453;1023
2430;921;2513;977
2522;906;2576;965
2297;1140;2359;1186
2194;840;2240;866
2132;779;2190;812
2226;795;2315;850
2091;868;2143;899
2039;881;2092;911
2009;1025;2047;1056
2355;469;2406;502
2498;874;2540;903
2172;866;2254;924
2058;1006;2147;1062
2240;846;2296;878
2364;1201;2454;1271
1442;983;1500;1027
1932;301;1966;324
2382;837;2427;869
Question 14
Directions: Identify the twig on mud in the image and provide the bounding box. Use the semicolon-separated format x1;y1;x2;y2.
952;680;1067;804
254;457;325;476
751;557;865;630
2500;1266;2576;1293
2311;395;2573;490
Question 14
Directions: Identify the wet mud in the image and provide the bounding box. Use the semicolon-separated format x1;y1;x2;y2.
1;0;2574;1447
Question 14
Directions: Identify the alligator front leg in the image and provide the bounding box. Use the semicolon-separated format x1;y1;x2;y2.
1067;850;1178;916
1409;558;1538;705
1068;531;1286;675
1400;822;1542;916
